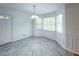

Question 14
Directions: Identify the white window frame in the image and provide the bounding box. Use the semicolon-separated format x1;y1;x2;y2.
56;14;63;33
43;16;56;31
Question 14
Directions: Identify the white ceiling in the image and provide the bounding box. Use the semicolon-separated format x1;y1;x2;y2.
0;3;65;15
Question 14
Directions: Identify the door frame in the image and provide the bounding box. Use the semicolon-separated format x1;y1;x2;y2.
0;12;13;44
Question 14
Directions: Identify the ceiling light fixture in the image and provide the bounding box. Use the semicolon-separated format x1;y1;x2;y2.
31;5;39;19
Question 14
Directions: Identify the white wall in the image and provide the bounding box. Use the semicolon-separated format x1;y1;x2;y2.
65;4;79;53
12;11;32;41
0;7;32;43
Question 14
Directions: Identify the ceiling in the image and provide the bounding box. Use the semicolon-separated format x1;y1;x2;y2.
0;3;65;15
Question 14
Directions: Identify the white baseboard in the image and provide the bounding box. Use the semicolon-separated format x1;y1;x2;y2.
13;34;32;42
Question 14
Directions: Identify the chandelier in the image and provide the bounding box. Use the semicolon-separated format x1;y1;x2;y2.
31;5;39;19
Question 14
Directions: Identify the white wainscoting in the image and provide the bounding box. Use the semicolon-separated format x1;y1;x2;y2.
64;33;79;52
57;33;79;54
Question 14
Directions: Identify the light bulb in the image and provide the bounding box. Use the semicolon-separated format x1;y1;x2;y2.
31;15;39;19
36;16;38;19
31;15;36;19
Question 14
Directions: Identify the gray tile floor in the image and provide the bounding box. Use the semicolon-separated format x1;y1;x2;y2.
0;36;71;56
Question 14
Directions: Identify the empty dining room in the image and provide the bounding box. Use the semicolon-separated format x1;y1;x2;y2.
0;3;79;56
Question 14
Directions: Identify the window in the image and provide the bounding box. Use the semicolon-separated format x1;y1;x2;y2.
35;18;42;29
34;14;63;32
56;14;63;33
43;17;55;31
